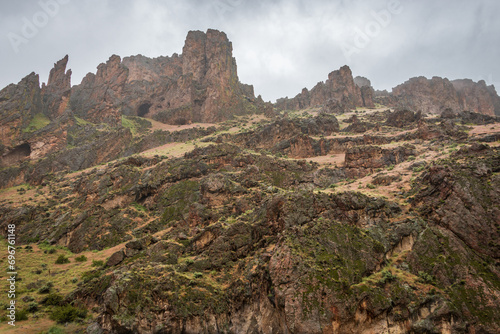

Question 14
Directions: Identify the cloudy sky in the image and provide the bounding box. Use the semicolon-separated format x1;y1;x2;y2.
1;0;499;102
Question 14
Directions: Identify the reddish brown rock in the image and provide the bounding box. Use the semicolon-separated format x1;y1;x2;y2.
345;145;415;169
70;29;256;126
41;55;72;119
354;76;375;108
452;79;500;116
70;54;129;125
391;76;461;114
276;66;370;111
0;73;42;146
385;109;420;128
390;76;500;116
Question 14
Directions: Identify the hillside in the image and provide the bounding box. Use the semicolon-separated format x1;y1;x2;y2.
0;29;499;334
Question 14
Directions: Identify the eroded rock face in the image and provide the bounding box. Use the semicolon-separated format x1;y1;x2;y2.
70;29;255;126
0;73;42;146
389;76;500;116
41;55;72;119
345;145;415;169
70;55;128;125
452;79;500;117
354;76;375;108
276;66;370;111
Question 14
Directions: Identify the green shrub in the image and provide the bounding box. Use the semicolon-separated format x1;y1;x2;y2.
42;293;65;306
366;183;376;189
75;255;87;262
38;282;54;294
16;309;29;321
27;302;38;312
50;305;87;324
91;260;104;267
418;271;435;285
378;269;397;285
46;248;57;254
81;270;101;283
55;255;70;264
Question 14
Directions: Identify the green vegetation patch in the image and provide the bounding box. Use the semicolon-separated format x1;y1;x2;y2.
23;113;51;133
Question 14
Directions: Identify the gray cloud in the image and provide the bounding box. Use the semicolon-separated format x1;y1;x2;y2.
1;0;499;102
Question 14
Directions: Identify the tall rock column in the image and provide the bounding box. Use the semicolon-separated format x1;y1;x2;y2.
41;55;72;119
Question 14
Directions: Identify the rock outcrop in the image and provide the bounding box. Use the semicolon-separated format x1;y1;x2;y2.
388;76;500;116
70;29;256;126
41;55;72;119
345;144;415;169
0;73;42;146
452;79;500;117
276;66;372;111
354;76;375;108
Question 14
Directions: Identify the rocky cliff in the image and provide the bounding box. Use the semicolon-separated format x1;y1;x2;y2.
275;66;373;111
0;29;260;176
41;55;72;120
389;76;500;116
70;29;255;126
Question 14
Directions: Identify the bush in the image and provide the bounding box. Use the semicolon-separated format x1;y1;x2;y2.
27;302;38;312
378;269;397;285
45;248;57;254
42;293;65;306
55;255;70;264
366;183;376;189
38;282;54;294
50;305;87;324
418;271;435;285
16;309;29;321
81;270;101;283
91;260;104;267
75;255;87;262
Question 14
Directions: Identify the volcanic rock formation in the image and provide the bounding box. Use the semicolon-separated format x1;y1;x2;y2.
70;29;255;126
388;76;500;116
276;65;373;111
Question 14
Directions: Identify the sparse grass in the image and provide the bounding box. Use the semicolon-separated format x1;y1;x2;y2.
413;166;425;173
121;115;138;135
0;240;113;326
74;116;92;126
23;113;50;133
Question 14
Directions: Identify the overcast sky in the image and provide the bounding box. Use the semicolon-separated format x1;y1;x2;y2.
1;0;499;102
